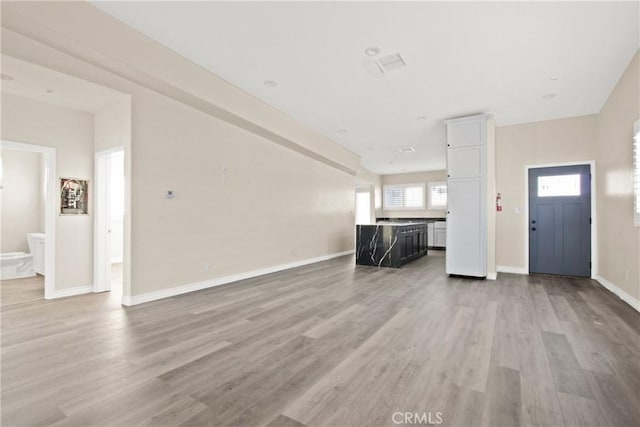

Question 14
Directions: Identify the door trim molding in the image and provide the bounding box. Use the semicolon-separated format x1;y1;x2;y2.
524;161;597;278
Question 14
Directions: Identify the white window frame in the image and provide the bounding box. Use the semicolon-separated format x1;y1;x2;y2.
428;181;447;210
634;120;640;226
383;183;425;211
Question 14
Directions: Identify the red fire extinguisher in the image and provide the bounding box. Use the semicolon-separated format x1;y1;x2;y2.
496;193;503;212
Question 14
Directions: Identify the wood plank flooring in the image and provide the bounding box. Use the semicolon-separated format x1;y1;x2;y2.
1;252;639;426
1;275;43;307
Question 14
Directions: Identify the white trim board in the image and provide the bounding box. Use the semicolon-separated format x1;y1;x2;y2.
595;275;640;313
497;265;528;275
122;250;355;306
52;285;93;299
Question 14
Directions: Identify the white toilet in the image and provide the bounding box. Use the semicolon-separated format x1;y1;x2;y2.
0;252;35;280
27;233;45;275
0;233;44;280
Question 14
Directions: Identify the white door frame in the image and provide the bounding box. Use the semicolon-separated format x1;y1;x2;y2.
94;147;123;296
524;160;597;278
1;140;57;299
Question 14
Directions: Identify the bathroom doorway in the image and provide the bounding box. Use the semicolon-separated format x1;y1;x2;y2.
94;147;125;301
0;140;57;303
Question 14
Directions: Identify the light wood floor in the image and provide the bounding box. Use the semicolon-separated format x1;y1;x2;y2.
1;275;44;307
1;253;639;426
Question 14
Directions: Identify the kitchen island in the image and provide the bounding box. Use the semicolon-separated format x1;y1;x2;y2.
356;222;428;268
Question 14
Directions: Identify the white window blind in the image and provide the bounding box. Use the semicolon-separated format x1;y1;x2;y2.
428;182;447;210
383;183;425;210
634;120;640;226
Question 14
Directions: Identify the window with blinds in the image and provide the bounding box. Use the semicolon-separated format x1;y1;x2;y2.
634;120;640;226
428;182;447;210
383;183;425;210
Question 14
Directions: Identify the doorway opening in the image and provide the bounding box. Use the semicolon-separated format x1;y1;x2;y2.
94;148;125;301
527;163;593;277
0;140;56;303
355;189;372;225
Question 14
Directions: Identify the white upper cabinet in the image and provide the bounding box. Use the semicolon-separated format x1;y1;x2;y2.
446;117;486;148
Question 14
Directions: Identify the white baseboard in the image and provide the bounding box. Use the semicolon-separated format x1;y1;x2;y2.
487;272;497;280
496;265;528;275
49;285;93;299
122;250;355;306
595;275;640;312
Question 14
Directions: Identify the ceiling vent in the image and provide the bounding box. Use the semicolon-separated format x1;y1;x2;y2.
398;146;415;153
376;53;407;73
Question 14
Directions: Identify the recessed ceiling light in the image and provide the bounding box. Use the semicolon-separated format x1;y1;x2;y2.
542;93;557;100
416;116;427;121
46;89;54;94
264;80;277;87
1;73;14;81
398;146;415;153
364;47;380;56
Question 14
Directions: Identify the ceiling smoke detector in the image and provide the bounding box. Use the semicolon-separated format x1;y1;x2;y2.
398;146;415;153
376;53;407;73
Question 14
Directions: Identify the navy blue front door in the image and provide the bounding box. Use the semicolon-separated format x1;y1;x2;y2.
529;165;591;277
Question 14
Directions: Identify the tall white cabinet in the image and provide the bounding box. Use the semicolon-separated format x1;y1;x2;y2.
444;114;494;278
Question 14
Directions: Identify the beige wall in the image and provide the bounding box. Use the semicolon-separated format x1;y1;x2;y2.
596;51;639;301
381;170;448;218
1;93;95;289
495;115;598;270
2;19;356;298
0;149;43;253
94;97;131;152
130;92;354;294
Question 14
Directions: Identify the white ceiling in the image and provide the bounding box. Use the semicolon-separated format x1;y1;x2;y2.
92;1;639;174
1;55;126;113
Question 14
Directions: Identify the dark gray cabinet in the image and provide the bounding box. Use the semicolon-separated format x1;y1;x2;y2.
356;222;428;268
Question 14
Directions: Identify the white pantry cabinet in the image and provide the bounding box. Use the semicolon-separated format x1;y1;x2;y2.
444;114;491;278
